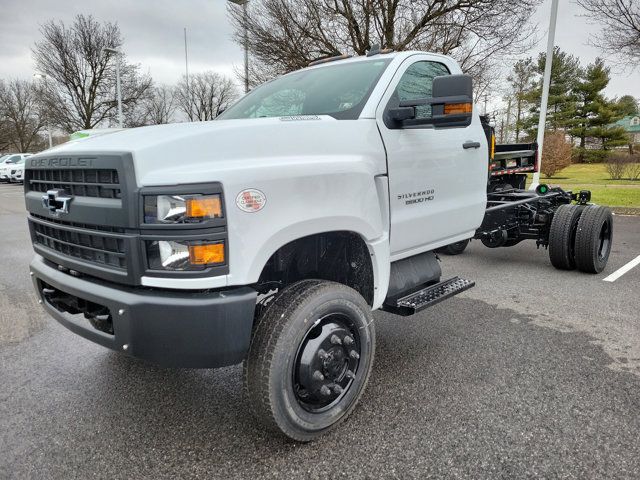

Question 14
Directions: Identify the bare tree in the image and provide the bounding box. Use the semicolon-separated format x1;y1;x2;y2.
143;85;177;125
32;14;152;132
0;79;46;152
175;72;240;121
578;0;640;67
228;0;540;91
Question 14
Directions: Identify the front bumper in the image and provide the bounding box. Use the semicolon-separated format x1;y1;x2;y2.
30;256;258;368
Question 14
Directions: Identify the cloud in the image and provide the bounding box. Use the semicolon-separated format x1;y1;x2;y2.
0;0;638;98
0;0;244;85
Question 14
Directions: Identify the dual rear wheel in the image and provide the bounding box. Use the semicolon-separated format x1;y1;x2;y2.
549;204;613;273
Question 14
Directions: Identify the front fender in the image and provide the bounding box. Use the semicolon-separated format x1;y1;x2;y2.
224;166;390;308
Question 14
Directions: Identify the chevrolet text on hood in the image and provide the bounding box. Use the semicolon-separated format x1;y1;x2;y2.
24;50;612;442
30;157;95;167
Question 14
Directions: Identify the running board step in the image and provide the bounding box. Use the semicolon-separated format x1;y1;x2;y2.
383;276;475;316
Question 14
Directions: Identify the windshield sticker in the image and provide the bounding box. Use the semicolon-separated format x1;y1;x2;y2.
279;115;321;121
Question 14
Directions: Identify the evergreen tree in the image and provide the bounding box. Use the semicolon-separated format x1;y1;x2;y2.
571;58;610;162
614;95;639;116
522;47;580;138
506;58;536;142
590;98;629;156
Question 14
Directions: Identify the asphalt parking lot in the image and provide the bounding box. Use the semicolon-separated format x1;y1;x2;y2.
1;181;639;479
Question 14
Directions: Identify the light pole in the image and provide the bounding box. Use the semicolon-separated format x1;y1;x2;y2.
103;47;124;128
33;73;53;149
228;0;250;93
530;0;559;190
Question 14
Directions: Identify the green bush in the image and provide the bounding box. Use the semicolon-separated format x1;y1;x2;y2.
584;149;610;164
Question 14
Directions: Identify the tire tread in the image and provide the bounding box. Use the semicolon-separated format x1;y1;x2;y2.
548;204;583;270
574;205;613;273
244;280;374;441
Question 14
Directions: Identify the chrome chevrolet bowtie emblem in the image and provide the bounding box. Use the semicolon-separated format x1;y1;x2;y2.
42;189;72;217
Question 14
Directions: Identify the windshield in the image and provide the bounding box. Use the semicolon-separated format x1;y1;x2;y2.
218;59;392;121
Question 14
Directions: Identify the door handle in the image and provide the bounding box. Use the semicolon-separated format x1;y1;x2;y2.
463;141;481;149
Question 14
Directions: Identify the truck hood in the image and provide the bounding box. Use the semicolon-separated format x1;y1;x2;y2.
40;117;387;186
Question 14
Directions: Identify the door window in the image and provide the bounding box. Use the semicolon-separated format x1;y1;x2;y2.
393;61;450;119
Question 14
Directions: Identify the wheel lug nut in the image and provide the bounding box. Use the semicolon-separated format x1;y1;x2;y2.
333;385;344;395
349;350;360;360
346;370;355;379
318;349;328;360
320;385;332;396
313;370;325;381
344;335;354;346
330;334;342;345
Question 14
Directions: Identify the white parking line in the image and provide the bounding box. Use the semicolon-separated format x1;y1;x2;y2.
603;255;640;282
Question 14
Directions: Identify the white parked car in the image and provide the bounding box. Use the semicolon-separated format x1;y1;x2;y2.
9;157;27;183
0;153;32;182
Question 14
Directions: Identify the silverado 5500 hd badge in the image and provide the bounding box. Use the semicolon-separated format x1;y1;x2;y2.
398;189;435;205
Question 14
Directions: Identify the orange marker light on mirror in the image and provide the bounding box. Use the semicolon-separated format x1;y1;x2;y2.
444;103;472;115
186;196;222;219
189;243;225;265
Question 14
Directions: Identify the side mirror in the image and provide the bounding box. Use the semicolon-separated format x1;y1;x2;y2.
392;74;474;128
388;106;415;122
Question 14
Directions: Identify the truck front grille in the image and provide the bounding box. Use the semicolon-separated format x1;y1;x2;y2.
33;221;127;270
28;169;121;199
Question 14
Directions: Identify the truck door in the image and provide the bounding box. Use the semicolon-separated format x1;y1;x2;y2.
376;57;488;258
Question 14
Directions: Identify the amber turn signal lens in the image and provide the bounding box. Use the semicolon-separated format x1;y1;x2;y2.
189;243;225;265
444;102;473;115
186;196;222;219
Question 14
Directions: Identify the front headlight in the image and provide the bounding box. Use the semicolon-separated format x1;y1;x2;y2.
144;194;223;224
146;240;225;271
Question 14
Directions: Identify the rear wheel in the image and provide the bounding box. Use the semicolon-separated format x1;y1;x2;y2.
244;280;375;442
574;205;613;273
489;182;514;193
548;204;585;270
438;239;470;255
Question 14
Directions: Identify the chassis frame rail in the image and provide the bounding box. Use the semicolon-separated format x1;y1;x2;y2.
475;186;591;249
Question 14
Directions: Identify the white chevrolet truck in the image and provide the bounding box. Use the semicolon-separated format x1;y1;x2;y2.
25;50;613;441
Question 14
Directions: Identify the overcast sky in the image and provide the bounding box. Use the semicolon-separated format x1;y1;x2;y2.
1;0;638;100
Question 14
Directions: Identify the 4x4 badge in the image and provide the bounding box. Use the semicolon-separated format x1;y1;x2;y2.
42;189;72;217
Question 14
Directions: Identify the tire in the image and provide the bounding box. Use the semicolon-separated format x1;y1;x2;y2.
548;204;585;270
489;182;513;193
244;280;375;442
438;239;470;255
574;205;613;273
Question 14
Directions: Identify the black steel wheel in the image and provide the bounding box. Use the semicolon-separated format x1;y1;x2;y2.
293;313;361;413
244;280;375;442
574;205;613;273
548;204;585;270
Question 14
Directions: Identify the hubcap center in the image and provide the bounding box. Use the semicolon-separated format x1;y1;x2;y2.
323;347;347;379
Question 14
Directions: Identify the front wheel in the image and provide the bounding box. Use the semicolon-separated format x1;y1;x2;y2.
244;280;375;442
